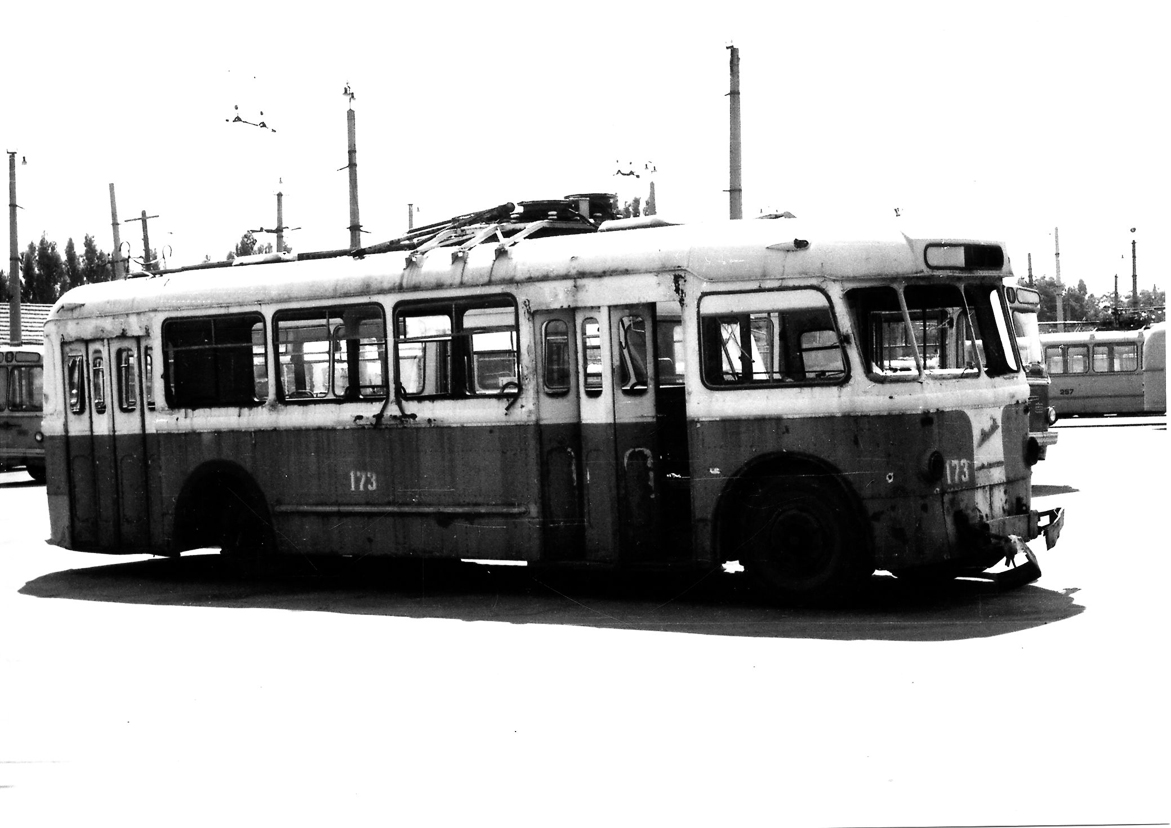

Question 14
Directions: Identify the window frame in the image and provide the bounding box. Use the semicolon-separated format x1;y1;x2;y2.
697;287;849;390
161;312;268;410
272;302;389;404
393;295;520;400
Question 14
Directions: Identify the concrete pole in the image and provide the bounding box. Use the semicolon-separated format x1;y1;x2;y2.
140;210;153;271
7;152;20;346
276;190;285;253
347;107;361;248
110;184;125;280
727;45;743;220
1131;238;1138;307
1053;226;1061;285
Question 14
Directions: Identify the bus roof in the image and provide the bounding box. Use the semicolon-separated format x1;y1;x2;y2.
1040;322;1166;345
47;218;1011;322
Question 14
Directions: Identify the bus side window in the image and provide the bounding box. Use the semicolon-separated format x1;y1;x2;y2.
91;351;107;414
144;347;155;410
163;314;267;409
67;353;86;413
275;304;387;402
463;304;518;394
396;310;452;396
1116;343;1138;372
700;289;844;386
1067;345;1089;374
1045;346;1064;375
117;348;138;412
618;314;648;392
654;319;685;386
1092;344;1109;373
543;319;571;394
582;317;603;396
0;366;6;411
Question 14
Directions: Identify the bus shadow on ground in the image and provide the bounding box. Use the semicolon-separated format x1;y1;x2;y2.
1033;484;1079;496
20;553;1084;642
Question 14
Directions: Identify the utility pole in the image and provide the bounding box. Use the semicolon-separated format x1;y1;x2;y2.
1027;252;1034;286
109;183;125;279
342;83;362;249
1130;228;1138;307
125;210;160;272
727;45;743;220
1053;226;1061;285
7;151;21;345
251;189;298;253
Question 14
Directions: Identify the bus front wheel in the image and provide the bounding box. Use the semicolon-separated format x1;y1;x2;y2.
738;475;870;604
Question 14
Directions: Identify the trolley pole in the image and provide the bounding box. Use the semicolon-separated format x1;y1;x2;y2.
7;151;20;346
109;183;125;280
727;45;743;220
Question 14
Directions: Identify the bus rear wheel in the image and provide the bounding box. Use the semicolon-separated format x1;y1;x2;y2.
174;465;275;574
738;475;870;604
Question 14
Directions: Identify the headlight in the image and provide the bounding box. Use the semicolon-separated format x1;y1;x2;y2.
34;432;44;443
921;449;945;483
1046;406;1058;426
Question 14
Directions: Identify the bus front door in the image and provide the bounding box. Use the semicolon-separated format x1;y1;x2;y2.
576;305;663;563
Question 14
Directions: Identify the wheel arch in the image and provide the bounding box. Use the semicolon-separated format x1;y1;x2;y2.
711;450;873;567
171;459;276;556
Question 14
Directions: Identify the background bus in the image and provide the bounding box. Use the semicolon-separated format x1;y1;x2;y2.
41;207;1061;602
0;342;46;482
1007;285;1057;459
1;305;51;483
1042;322;1166;416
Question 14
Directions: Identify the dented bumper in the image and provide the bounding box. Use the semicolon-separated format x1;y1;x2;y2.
963;506;1064;588
983;506;1064;550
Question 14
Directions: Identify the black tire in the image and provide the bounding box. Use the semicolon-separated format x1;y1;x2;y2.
174;465;275;575
26;464;47;484
738;474;870;604
215;484;276;575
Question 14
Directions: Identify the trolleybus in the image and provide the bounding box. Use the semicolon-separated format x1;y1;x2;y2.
41;205;1064;602
1;342;46;483
1042;323;1166;416
1008;285;1057;458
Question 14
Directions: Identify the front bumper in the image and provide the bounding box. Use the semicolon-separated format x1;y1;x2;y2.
963;506;1064;588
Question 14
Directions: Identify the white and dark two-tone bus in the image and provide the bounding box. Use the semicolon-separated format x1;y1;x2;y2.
1043;323;1166;417
41;206;1063;601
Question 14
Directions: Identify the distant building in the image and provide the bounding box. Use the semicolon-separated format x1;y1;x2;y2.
1;304;52;345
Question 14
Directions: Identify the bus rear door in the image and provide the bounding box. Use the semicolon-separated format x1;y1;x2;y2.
62;341;110;549
108;337;153;551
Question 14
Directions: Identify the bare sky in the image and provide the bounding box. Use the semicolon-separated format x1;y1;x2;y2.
6;1;1168;298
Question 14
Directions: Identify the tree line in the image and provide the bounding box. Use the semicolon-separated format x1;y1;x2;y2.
0;231;288;305
1021;275;1165;330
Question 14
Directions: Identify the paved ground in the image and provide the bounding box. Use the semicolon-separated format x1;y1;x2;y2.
1;417;1166;827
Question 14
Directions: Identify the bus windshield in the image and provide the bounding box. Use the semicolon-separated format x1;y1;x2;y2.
1012;307;1045;375
848;283;1019;379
